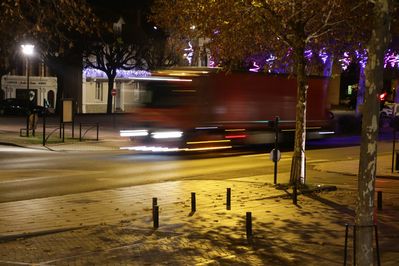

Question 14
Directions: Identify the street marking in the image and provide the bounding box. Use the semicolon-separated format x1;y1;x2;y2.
307;159;330;163
240;153;330;164
0;170;103;184
240;153;291;159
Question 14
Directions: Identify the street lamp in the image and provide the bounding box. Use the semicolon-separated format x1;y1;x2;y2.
21;44;34;137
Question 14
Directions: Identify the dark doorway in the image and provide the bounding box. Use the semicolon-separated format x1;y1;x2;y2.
47;90;55;107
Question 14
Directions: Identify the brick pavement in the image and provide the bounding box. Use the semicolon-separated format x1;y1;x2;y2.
0;176;398;265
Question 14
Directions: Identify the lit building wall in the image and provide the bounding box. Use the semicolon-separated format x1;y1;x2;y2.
1;75;57;108
81;68;149;113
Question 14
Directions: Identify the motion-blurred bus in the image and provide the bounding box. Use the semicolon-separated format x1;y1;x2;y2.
120;68;333;152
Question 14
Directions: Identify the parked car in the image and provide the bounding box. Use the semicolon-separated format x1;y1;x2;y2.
0;98;50;116
380;102;398;118
379;102;399;128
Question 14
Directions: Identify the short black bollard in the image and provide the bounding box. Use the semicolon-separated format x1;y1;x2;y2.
353;225;356;266
343;224;349;266
375;224;381;266
226;188;231;210
152;197;158;208
152;197;158;228
246;212;252;241
153;205;159;229
191;192;196;213
377;191;382;211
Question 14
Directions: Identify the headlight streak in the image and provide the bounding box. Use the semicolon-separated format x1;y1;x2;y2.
120;145;232;152
318;131;335;135
151;131;183;139
186;139;230;145
120;130;149;137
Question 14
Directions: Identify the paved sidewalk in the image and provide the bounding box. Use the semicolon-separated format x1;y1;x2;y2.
0;114;133;151
314;153;399;179
1;115;399;265
0;174;398;265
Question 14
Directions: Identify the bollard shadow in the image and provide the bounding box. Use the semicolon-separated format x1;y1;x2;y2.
304;193;355;216
188;211;195;217
278;187;303;209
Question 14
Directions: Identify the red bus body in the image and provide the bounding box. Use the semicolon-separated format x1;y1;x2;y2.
120;70;332;152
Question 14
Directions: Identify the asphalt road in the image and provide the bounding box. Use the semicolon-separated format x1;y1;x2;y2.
0;140;396;203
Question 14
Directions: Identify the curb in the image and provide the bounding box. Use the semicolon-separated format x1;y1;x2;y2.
0;226;84;243
0;142;23;147
0;141;54;151
377;175;399;180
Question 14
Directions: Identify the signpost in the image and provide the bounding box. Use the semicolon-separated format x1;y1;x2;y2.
269;116;280;184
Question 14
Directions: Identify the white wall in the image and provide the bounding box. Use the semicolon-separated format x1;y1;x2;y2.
81;78;140;113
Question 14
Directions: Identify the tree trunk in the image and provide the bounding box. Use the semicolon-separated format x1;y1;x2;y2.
357;65;366;114
107;76;115;114
290;45;308;185
356;0;391;265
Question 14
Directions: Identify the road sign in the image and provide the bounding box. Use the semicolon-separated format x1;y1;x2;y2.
270;148;281;162
111;89;117;96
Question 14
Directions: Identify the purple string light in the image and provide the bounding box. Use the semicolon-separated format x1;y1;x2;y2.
83;68;150;79
384;49;399;68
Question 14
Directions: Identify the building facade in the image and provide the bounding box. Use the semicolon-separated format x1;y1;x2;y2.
1;75;57;109
81;68;149;113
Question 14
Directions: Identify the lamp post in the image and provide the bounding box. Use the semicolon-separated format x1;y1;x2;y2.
21;44;34;137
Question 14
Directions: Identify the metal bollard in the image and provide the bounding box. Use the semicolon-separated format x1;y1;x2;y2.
377;191;382;211
153;205;159;229
353;225;356;266
226;188;231;210
375;224;381;266
152;197;158;208
343;224;349;266
191;192;196;212
293;182;297;205
152;197;158;228
246;212;252;241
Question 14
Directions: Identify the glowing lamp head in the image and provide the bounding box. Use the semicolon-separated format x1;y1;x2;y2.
21;44;35;56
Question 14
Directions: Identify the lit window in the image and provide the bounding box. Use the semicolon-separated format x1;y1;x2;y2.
95;82;103;101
